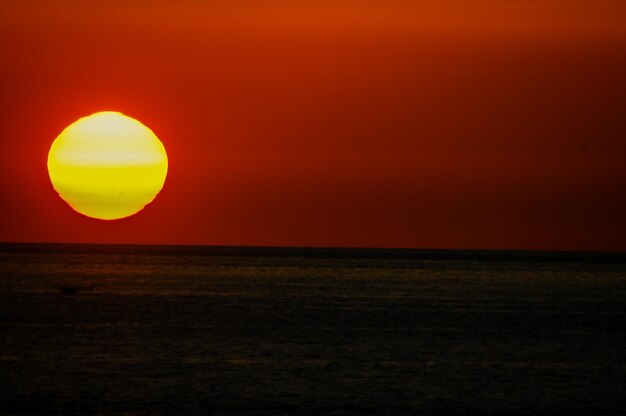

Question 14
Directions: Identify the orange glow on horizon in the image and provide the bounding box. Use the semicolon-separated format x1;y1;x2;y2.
0;1;625;250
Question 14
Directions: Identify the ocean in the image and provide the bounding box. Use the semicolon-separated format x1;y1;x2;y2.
1;243;625;415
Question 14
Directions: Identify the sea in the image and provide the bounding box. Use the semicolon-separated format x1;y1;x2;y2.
1;243;625;415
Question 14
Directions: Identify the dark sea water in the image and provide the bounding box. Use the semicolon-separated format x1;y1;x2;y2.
1;244;626;415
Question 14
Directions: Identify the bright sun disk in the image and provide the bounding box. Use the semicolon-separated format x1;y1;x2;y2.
47;111;168;220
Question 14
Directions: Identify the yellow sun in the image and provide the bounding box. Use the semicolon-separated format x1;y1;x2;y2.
47;111;168;220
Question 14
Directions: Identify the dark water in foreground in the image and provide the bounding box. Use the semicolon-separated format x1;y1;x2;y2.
1;244;626;415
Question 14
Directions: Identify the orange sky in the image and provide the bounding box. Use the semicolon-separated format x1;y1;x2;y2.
1;1;625;250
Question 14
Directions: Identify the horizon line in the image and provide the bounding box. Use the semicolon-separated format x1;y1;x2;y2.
1;241;626;261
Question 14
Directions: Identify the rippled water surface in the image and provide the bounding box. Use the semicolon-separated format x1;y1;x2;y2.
1;244;625;414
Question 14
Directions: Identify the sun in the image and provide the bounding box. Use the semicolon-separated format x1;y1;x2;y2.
47;111;168;220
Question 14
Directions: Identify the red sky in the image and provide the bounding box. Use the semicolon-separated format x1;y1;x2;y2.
1;1;626;251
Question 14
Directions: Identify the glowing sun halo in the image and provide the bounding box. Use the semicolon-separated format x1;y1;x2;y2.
47;111;168;220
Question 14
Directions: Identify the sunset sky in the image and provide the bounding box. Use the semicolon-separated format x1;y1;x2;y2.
1;1;625;251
